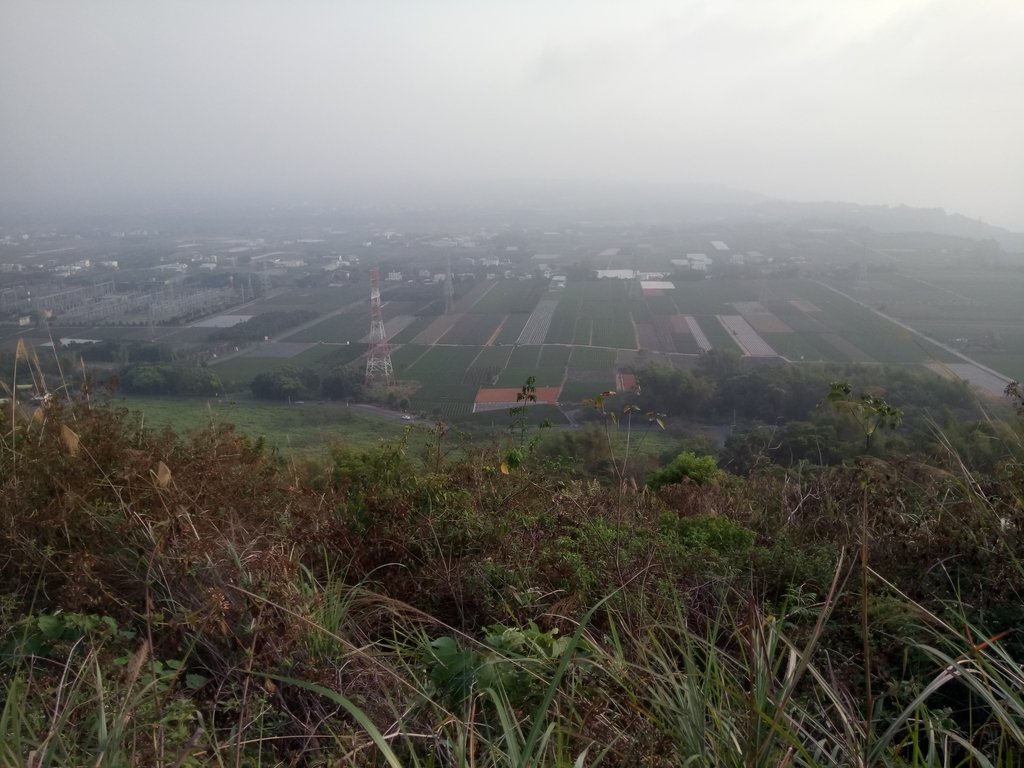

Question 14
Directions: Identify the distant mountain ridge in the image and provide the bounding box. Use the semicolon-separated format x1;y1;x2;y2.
750;199;1024;252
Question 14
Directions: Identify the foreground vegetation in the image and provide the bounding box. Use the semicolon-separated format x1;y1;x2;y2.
3;372;1024;765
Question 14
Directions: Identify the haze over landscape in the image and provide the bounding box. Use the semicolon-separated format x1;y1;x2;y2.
2;0;1022;229
9;3;1024;765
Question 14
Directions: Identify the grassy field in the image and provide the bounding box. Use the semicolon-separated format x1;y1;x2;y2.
118;396;429;456
466;279;548;314
253;284;367;312
280;311;367;343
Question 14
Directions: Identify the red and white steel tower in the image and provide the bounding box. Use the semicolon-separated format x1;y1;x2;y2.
365;267;395;386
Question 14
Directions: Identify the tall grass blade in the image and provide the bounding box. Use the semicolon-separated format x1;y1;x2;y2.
262;673;403;768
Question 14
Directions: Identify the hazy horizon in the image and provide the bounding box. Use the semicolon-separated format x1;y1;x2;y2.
2;1;1021;229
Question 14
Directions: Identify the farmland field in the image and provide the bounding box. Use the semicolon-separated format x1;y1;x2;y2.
467;279;548;314
569;346;617;369
692;315;740;353
818;269;1024;380
254;284;367;312
411;314;460;344
518;299;559;344
496;314;530;344
441;313;505;345
791;282;960;364
404;345;485;418
545;281;636;348
281;312;366;343
390;343;430;374
390;316;435;344
495;345;567;387
211;342;363;387
464;345;513;386
760;331;849;362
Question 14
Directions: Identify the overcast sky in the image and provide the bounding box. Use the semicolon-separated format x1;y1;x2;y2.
1;1;1021;228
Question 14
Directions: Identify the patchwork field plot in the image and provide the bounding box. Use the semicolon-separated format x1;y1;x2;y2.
246;341;317;358
404;345;484;418
730;302;792;334
717;316;778;357
472;386;561;413
569;347;617;369
495;314;530;344
390;343;430;373
468;279;548;314
454;280;497;312
464;345;513;386
495;345;567;387
282;312;367;343
210;342;357;385
390;316;434;344
192;314;253;328
760;332;852;362
411;314;461;344
686;317;712;352
819;269;1024;380
442;313;505;345
518;299;559;344
545;281;636;348
255;285;366;313
693;315;740;354
671;280;758;315
793;282;959;364
359;315;416;343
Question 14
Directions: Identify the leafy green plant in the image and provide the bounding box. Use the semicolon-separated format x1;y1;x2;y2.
503;376;550;473
825;380;903;452
647;450;721;489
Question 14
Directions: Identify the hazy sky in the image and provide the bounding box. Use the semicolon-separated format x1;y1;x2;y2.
2;1;1022;228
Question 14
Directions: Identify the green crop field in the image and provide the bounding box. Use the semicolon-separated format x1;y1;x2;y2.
495;314;530;344
496;346;544;385
403;345;485;418
494;345;567;387
280;312;367;343
819;268;1024;380
466;279;548;314
254;285;366;313
546;281;635;348
761;332;848;362
671;280;758;315
790;282;958;363
390;316;435;344
569;346;617;369
391;343;430;374
693;315;740;354
464;345;512;387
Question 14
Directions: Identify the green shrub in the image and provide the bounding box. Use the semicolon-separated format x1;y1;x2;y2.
647;451;721;489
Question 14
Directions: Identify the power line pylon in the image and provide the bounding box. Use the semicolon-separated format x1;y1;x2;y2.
365;267;395;387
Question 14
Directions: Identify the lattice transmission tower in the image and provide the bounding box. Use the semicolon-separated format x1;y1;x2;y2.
365;267;395;387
